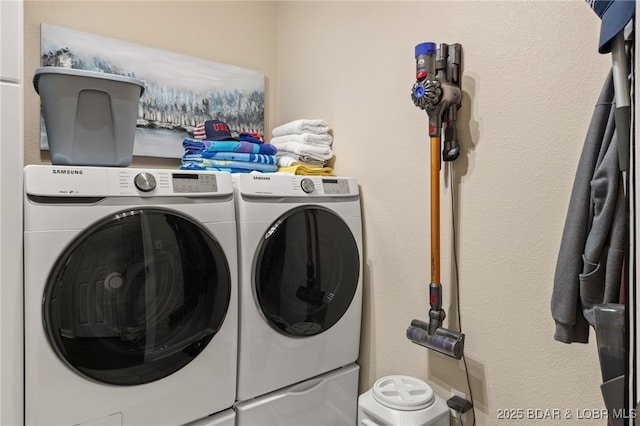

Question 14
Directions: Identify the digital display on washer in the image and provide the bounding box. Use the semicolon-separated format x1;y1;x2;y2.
172;173;218;193
321;178;349;194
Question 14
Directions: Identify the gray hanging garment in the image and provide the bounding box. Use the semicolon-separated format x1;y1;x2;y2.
551;70;626;343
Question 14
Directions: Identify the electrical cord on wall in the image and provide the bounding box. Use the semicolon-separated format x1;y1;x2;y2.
449;165;476;426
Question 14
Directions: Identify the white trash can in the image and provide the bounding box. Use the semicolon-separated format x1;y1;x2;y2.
358;375;450;426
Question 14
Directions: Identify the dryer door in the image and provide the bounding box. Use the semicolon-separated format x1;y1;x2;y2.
254;206;360;337
43;208;231;386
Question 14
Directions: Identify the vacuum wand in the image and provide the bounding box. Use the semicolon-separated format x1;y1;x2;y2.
407;41;465;360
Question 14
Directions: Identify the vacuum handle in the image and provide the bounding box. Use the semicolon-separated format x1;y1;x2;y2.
430;136;440;284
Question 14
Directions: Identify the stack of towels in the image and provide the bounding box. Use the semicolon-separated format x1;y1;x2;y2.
181;120;277;173
270;119;334;176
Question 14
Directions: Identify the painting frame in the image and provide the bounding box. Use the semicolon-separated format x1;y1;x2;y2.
39;23;265;159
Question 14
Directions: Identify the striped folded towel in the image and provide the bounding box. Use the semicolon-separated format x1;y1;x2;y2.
272;119;329;136
183;138;277;155
180;165;266;173
183;152;276;164
181;158;277;173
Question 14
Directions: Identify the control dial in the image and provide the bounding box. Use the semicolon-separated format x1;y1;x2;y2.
134;172;157;192
300;178;315;193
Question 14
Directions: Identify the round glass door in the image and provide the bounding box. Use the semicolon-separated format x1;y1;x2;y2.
255;206;360;337
43;208;231;386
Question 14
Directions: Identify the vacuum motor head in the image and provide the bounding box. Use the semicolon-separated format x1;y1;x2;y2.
407;319;465;359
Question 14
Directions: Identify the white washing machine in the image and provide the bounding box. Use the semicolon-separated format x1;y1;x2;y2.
233;173;363;403
23;165;238;426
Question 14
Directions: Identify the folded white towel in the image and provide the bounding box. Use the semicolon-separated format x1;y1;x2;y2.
272;119;330;136
279;154;328;167
270;133;332;146
277;155;326;167
277;155;298;167
272;141;333;161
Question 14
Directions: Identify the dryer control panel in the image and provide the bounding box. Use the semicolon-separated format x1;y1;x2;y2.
236;174;358;198
319;178;351;195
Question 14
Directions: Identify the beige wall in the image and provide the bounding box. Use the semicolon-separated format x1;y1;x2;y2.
24;1;614;425
275;1;611;425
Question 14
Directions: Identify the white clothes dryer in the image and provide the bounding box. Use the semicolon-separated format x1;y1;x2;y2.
23;165;238;426
233;174;363;401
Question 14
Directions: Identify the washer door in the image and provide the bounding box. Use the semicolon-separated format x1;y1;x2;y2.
43;208;231;386
254;206;359;337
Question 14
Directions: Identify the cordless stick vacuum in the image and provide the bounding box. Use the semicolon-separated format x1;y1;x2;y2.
406;42;465;359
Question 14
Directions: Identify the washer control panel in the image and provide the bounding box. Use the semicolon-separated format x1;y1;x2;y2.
24;166;231;197
120;170;219;194
172;173;218;193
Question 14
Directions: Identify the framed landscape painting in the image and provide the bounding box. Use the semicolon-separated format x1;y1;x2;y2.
39;23;265;158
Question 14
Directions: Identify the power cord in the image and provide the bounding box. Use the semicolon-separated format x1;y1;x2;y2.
449;164;476;426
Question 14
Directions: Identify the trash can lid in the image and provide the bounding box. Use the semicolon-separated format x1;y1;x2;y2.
372;375;435;411
33;67;145;97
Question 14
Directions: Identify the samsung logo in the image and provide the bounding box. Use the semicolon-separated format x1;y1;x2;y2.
252;176;271;181
52;169;83;175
